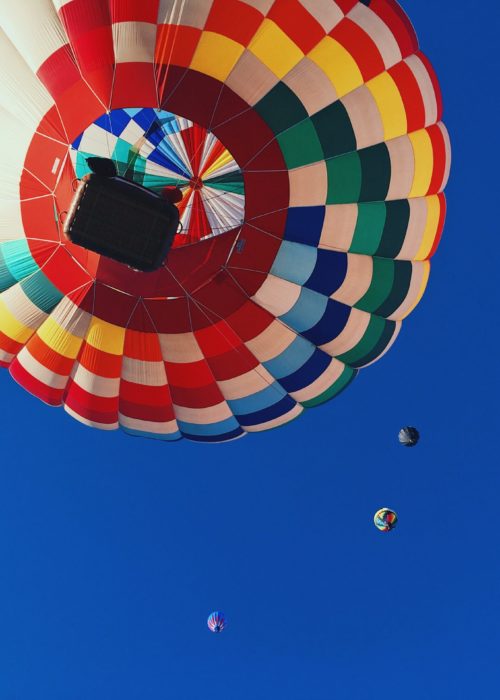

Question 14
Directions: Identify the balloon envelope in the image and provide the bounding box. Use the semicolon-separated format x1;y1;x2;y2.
374;508;398;532
399;426;420;447
207;611;226;633
0;1;450;442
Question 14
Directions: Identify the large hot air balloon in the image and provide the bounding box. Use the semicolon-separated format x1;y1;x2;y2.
0;1;450;442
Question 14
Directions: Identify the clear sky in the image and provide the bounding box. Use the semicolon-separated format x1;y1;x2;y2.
0;1;499;698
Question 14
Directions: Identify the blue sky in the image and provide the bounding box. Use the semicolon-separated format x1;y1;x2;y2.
1;1;499;698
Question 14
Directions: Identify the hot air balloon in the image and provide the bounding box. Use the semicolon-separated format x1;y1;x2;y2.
399;426;420;447
0;1;450;442
374;507;398;531
207;611;226;633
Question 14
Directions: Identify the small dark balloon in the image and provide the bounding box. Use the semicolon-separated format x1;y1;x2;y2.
399;426;420;447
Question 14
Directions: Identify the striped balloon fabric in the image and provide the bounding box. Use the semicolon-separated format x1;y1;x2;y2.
0;0;450;443
207;611;226;633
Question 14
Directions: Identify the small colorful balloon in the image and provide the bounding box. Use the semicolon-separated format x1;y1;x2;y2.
374;508;398;532
399;426;420;447
207;611;226;633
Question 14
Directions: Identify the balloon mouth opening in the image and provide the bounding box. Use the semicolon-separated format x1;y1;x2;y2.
67;108;246;254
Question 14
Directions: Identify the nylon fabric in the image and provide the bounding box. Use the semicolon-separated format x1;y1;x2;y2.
0;0;450;442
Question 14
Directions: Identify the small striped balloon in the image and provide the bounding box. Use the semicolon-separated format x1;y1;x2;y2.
374;508;398;532
207;611;226;634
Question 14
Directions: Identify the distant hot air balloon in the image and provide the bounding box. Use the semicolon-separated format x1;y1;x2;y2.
0;1;450;442
207;611;226;634
374;508;398;532
399;426;420;447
